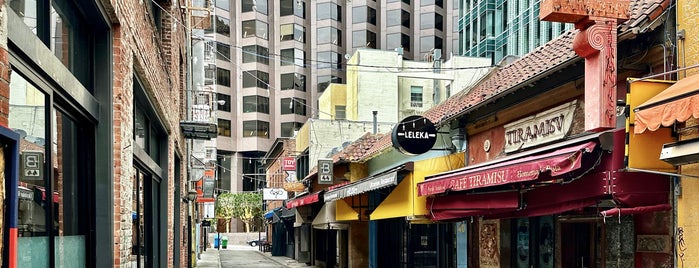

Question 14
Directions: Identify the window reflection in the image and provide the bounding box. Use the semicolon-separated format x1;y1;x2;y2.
10;72;50;268
11;72;87;266
9;0;38;33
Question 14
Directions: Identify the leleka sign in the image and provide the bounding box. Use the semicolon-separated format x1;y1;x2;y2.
392;115;438;155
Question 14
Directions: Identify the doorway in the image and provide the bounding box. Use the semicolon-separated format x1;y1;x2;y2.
560;221;598;268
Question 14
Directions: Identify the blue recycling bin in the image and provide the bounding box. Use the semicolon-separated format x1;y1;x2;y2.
213;234;220;249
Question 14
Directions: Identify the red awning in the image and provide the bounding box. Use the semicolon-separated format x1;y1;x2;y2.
634;73;699;133
428;191;521;220
418;141;597;196
427;171;672;221
286;191;321;209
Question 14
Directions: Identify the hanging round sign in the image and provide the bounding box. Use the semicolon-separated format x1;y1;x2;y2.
391;115;438;155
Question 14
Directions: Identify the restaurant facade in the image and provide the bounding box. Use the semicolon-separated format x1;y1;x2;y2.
414;0;675;266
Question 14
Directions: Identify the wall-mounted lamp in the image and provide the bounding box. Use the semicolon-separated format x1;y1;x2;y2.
182;189;198;203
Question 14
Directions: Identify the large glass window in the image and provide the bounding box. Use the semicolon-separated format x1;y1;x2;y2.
243;120;270;138
317;75;342;92
10;0;93;89
317;2;341;21
353;6;376;25
280;24;306;43
217;93;231;112
281;98;307;116
216;68;231;87
420;36;443;52
218;119;231;137
132;77;166;268
215;0;229;10
281;122;303;137
280;0;305;17
402;10;411;28
317;51;342;69
317;27;342;46
243;70;269;89
216;42;230;61
281;48;306;67
242;45;270;65
387;10;401;26
353;30;377;49
243;95;270;114
281;73;306;92
421;0;443;7
9;0;111;266
215;15;230;37
388;33;411;51
242;20;269;39
242;0;267;14
421;13;443;30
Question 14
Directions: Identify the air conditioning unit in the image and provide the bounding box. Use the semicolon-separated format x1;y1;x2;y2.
660;138;699;166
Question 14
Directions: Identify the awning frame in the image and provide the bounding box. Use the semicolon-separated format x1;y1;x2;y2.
323;165;410;202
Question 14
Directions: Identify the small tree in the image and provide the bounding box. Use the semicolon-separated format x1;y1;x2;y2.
216;192;263;232
214;193;235;232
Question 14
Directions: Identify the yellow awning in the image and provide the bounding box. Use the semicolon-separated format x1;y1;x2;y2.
370;174;414;220
335;198;359;221
370;153;465;221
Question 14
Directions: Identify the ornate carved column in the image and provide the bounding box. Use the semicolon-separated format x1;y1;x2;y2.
540;0;629;131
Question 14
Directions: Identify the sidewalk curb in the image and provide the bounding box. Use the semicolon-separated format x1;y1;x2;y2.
252;250;290;268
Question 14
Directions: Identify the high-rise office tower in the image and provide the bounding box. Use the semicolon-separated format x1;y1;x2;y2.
457;0;573;64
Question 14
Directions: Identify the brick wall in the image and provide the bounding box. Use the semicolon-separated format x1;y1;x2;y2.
0;2;8;127
107;0;187;266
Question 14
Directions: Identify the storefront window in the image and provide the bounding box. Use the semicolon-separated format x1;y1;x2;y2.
11;72;50;268
11;71;89;267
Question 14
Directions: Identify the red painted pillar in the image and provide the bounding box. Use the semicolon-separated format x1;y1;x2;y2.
573;18;618;131
540;0;629;132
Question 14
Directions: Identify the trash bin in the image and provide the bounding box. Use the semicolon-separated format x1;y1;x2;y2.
213;234;220;249
222;236;229;249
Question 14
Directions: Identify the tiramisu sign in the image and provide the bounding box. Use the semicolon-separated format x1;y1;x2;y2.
504;101;577;153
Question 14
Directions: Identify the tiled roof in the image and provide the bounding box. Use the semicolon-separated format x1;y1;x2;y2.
620;0;671;33
423;30;579;125
303;132;385;180
357;0;671;161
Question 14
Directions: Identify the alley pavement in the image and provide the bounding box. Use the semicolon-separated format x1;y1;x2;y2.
196;244;315;268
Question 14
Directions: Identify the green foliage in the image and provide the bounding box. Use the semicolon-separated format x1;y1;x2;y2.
215;192;263;232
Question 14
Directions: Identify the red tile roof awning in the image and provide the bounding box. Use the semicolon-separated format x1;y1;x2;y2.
634;73;699;133
286;191;321;209
417;142;598;196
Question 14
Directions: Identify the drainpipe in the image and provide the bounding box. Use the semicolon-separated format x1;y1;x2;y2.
372;111;378;134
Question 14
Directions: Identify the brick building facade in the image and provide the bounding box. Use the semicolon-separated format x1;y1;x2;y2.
0;0;190;267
